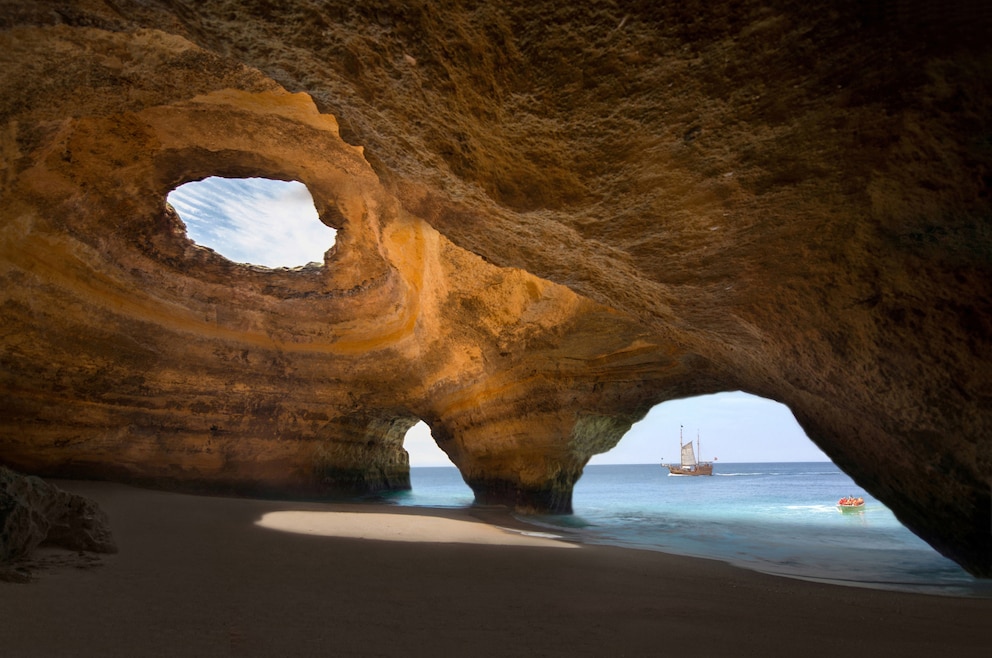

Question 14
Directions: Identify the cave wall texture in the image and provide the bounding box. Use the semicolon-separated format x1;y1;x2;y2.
0;1;990;576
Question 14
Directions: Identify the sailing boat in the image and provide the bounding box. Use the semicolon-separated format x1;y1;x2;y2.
663;426;714;476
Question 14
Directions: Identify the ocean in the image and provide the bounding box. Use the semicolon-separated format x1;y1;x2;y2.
390;462;990;597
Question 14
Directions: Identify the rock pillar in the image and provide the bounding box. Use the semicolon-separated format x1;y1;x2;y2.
432;408;635;514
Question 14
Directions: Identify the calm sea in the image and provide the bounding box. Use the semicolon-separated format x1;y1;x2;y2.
390;462;990;597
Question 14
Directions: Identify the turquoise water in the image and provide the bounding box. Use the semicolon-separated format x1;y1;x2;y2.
392;463;989;597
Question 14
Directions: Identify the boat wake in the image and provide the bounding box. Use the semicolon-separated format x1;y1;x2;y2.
784;504;836;513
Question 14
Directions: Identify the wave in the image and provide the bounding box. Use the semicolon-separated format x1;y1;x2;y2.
714;470;844;478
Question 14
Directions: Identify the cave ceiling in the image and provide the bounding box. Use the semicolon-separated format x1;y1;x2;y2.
0;1;990;576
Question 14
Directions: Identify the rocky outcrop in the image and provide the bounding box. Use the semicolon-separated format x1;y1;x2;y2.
0;2;989;576
1;467;116;580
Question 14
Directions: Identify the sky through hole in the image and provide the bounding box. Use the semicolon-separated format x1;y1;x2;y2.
167;176;335;267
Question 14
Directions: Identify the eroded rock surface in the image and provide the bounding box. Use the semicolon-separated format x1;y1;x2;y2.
0;2;990;575
1;467;117;580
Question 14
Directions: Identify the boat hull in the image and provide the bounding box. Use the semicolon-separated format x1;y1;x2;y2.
837;503;865;513
664;463;713;476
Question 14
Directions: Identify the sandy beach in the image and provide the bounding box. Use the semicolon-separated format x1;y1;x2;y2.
1;480;990;657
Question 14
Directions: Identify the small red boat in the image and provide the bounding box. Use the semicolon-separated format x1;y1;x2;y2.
837;496;865;513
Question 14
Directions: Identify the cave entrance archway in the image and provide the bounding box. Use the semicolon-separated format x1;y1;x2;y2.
167;176;336;267
573;393;977;591
400;421;473;506
589;391;828;465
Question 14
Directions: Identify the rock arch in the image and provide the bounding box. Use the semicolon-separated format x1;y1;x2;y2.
1;5;990;577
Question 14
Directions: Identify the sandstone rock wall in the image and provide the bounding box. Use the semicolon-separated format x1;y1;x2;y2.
0;22;696;503
0;1;990;575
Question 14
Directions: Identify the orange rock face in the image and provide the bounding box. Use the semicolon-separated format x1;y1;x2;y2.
0;2;990;575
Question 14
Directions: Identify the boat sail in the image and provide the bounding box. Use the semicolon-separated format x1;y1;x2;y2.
663;426;714;476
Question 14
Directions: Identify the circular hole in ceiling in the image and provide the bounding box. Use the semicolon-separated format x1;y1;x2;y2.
167;176;336;268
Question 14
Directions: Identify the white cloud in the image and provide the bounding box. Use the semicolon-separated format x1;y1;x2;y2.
167;177;336;267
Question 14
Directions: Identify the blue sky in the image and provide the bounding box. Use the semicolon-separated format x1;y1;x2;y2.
168;177;829;467
167;177;335;267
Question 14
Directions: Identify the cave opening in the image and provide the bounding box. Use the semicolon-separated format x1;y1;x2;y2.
588;391;828;466
403;421;454;468
166;176;335;267
569;392;977;592
399;421;473;507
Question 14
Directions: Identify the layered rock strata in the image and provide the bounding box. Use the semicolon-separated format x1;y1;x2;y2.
0;2;990;576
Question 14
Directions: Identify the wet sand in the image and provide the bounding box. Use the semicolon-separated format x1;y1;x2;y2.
1;480;990;657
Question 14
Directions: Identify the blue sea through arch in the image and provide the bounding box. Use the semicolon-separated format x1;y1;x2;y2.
393;462;989;597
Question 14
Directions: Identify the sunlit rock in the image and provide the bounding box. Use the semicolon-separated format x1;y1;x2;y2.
0;2;989;576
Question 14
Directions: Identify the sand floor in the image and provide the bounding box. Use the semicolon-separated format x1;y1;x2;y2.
1;480;990;657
